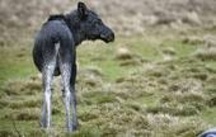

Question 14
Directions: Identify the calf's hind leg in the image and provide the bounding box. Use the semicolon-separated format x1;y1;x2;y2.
70;63;78;130
41;62;56;128
60;63;71;131
60;62;78;132
40;43;58;129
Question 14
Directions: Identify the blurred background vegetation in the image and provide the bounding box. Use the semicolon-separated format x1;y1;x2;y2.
1;0;216;136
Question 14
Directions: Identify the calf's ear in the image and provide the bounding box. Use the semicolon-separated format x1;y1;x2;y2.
77;2;88;19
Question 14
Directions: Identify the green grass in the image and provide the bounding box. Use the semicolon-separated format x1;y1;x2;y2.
1;28;216;136
0;40;37;86
201;108;216;125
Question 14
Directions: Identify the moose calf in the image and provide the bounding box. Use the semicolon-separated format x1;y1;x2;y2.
33;2;114;132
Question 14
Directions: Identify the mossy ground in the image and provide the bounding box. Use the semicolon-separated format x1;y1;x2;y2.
1;27;216;137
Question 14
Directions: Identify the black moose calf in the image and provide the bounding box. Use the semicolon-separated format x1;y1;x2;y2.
33;2;114;132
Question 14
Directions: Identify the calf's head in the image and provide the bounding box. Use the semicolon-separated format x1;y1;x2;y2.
76;2;115;43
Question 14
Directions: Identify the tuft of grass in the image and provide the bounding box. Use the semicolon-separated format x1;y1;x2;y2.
124;101;145;112
2;98;40;109
22;129;46;137
0;129;17;137
147;114;208;137
194;37;216;61
182;36;204;45
162;47;176;56
160;92;206;104
2;78;41;96
3;108;40;121
81;91;117;105
205;84;216;95
195;47;216;60
69;126;102;137
115;47;133;60
146;103;200;116
206;96;216;107
118;58;142;66
168;78;203;93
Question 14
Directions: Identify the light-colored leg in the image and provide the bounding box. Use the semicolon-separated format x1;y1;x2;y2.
41;65;55;128
40;43;59;129
60;64;73;131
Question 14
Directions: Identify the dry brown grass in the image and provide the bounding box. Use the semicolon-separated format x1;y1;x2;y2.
3;108;40;121
193;36;216;60
3;77;41;96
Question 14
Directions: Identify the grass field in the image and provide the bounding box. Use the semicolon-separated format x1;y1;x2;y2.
1;26;216;137
1;0;216;136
